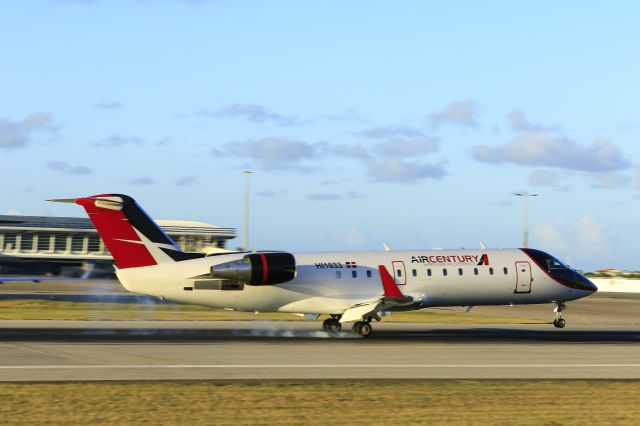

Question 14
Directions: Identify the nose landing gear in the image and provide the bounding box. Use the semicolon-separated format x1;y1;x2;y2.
553;302;567;328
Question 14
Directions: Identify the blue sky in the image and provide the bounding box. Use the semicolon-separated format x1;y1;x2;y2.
2;1;640;270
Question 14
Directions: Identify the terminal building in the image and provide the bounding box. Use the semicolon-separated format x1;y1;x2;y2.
0;215;236;276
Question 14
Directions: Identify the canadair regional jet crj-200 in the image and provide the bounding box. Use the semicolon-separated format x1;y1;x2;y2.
50;194;597;337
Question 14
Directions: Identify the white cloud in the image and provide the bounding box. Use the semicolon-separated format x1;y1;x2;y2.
0;113;57;149
532;215;610;259
367;158;446;183
474;134;631;172
360;125;424;139
346;190;365;199
533;219;569;252
588;172;630;189
574;215;609;256
216;127;445;183
46;160;92;175
331;143;370;159
193;103;303;126
216;137;327;171
530;169;562;187
375;137;440;157
429;100;480;128
175;175;198;186
506;110;558;132
129;177;155;185
94;134;144;147
529;169;572;191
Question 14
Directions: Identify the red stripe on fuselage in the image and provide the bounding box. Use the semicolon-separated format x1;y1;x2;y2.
75;197;157;269
259;253;269;285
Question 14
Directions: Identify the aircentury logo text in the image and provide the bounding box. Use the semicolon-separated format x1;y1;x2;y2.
411;254;489;266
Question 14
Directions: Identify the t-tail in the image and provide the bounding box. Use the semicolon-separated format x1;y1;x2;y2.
48;194;204;269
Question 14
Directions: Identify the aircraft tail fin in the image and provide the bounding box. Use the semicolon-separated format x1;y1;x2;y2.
49;194;203;269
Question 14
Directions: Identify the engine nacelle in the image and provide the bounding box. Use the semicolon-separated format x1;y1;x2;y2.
210;252;296;285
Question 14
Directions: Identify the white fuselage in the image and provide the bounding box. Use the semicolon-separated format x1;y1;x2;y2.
115;249;595;315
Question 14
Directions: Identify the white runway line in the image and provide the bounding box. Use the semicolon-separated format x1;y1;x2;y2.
1;364;640;369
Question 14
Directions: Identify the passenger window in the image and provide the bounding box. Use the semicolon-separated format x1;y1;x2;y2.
336;271;342;279
489;267;494;275
443;268;448;277
474;268;478;275
458;268;463;276
397;269;402;277
412;269;417;277
427;269;432;277
503;267;508;275
366;270;372;278
352;270;357;278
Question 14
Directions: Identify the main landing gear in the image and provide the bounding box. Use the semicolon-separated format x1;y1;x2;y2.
352;321;373;338
553;301;567;328
321;316;374;337
322;316;341;332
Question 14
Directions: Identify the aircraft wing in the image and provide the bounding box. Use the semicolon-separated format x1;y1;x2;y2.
340;265;414;323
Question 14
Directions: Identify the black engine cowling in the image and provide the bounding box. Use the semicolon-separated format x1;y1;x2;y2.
210;252;296;285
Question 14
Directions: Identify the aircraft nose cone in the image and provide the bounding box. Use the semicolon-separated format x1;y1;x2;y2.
550;269;598;292
572;272;598;292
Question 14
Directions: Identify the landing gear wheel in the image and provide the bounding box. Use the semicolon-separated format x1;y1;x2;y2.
553;302;567;329
322;318;341;332
352;321;373;338
322;318;331;331
553;318;566;328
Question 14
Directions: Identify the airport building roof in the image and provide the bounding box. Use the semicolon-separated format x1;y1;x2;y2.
0;215;236;263
0;215;235;237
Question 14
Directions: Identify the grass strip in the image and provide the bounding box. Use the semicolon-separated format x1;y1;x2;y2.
0;299;545;323
0;381;637;425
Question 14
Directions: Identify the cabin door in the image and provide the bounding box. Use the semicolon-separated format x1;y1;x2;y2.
392;261;406;285
515;261;532;293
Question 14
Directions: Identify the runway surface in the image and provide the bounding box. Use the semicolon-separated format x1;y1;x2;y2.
1;280;639;382
0;321;638;382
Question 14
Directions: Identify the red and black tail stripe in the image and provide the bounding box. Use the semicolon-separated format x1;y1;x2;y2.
75;194;204;269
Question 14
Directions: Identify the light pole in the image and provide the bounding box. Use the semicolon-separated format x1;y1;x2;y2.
242;170;255;251
515;192;538;248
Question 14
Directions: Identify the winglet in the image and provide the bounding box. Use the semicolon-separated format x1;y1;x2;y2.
47;198;78;203
378;265;404;298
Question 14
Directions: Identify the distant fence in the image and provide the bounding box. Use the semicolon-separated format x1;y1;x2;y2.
590;278;640;293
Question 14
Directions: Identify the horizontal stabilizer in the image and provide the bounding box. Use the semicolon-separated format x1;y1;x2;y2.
46;198;78;203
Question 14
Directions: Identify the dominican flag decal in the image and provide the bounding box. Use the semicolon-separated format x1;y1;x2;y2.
477;254;489;266
346;261;357;268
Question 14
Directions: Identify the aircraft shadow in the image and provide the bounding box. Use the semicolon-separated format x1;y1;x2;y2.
0;327;638;343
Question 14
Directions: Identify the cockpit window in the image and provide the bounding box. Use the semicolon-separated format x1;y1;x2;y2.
546;258;566;270
522;248;569;271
